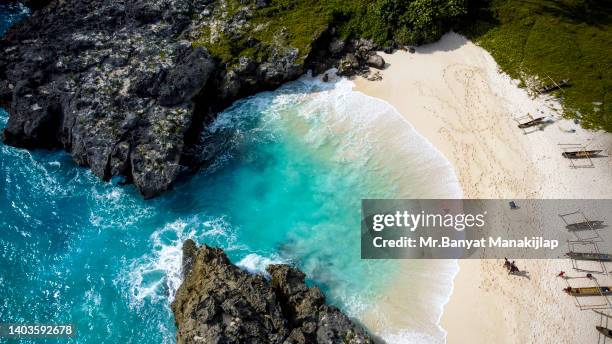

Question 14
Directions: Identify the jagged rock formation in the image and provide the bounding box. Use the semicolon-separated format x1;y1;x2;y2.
0;0;384;198
1;0;219;198
171;240;374;344
335;39;385;77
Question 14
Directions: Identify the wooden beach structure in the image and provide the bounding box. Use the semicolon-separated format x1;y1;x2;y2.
567;220;606;232
561;274;612;311
514;113;547;134
566;241;609;275
558;144;599;168
533;74;569;95
593;311;612;343
598;325;612;339
537;78;570;94
568;252;612;262
564;286;612;297
562;149;603;159
559;205;612;341
560;211;603;242
518;116;546;128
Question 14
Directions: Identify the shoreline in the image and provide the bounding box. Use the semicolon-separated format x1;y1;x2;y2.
334;77;462;342
354;32;612;343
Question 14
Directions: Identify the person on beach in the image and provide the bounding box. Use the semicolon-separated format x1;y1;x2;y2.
504;258;520;274
509;261;519;274
504;258;511;270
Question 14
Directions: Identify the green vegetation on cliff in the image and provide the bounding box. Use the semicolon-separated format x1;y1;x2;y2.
193;0;467;65
462;0;612;131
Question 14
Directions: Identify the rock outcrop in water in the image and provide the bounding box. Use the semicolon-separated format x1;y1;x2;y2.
0;0;384;198
171;240;374;344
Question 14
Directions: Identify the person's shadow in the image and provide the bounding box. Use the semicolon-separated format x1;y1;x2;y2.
510;270;531;280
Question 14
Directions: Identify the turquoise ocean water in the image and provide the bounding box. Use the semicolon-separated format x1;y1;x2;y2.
1;6;461;344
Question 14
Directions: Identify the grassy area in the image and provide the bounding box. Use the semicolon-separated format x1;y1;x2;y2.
463;0;612;131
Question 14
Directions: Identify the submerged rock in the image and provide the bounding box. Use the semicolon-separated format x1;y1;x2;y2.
171;240;374;344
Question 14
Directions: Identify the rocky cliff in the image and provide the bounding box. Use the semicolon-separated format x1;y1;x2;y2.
1;0;383;198
2;0;216;198
171;240;375;344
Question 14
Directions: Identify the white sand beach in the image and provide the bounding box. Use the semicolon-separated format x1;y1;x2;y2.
354;32;612;343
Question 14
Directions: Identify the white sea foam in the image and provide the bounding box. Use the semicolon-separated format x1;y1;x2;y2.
381;330;441;344
89;186;152;229
121;213;285;310
121;218;208;306
265;71;462;199
236;253;285;275
120;215;247;308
